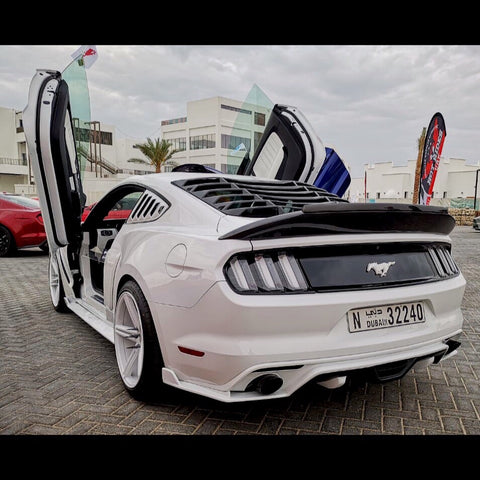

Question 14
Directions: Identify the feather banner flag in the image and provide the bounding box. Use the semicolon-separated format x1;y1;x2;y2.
418;112;446;205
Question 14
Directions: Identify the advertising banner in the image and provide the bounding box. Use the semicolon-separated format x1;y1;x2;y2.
418;112;446;205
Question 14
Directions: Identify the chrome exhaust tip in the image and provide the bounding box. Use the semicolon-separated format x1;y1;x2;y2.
316;375;347;389
246;374;283;395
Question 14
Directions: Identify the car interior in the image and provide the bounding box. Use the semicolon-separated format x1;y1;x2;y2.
81;185;145;294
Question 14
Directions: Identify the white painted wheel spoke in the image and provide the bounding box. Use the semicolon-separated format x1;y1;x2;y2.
115;324;139;340
122;347;139;379
124;295;139;326
49;255;60;306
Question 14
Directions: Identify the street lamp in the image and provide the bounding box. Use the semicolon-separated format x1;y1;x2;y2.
475;169;480;212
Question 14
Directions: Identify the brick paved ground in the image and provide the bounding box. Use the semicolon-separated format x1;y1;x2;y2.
0;226;479;436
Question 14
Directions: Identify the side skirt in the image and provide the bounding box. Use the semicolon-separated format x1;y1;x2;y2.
65;297;114;343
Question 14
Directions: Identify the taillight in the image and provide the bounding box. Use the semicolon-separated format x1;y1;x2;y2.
36;213;44;225
224;251;308;294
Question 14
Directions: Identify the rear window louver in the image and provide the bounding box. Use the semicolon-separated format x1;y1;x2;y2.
127;190;169;224
172;177;346;217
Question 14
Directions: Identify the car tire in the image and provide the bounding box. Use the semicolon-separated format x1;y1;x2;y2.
40;243;49;253
48;252;68;312
0;225;15;257
114;280;165;400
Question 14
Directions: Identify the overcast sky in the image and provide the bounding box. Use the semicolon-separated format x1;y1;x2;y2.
1;44;479;178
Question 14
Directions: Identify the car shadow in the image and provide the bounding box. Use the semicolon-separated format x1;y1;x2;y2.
9;247;49;257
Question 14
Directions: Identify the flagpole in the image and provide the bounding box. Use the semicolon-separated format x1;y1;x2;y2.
364;169;367;203
412;127;426;205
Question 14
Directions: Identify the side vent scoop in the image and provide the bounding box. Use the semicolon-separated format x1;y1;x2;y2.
127;190;169;224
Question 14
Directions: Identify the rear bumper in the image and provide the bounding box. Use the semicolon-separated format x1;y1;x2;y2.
152;274;466;402
13;220;46;249
162;335;461;402
17;234;47;249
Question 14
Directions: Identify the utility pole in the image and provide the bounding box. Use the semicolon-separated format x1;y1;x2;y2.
412;127;426;204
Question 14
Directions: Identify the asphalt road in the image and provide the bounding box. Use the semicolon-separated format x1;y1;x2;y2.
0;226;479;436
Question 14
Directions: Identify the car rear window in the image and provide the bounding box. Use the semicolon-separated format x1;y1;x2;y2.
172;176;346;217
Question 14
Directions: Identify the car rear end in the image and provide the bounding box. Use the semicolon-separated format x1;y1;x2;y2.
473;216;480;230
0;194;47;250
158;176;466;402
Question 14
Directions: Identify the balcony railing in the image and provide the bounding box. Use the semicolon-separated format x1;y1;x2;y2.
0;157;27;166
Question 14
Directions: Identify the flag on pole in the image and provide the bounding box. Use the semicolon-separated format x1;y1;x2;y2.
71;45;99;69
418;112;446;205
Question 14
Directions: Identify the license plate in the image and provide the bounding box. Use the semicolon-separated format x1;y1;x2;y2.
347;301;426;333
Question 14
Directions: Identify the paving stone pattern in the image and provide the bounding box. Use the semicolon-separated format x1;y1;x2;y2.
0;226;479;435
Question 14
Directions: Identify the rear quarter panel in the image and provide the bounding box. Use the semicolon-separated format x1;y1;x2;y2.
107;224;251;311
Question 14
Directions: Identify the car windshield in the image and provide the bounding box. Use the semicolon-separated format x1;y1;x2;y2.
0;194;40;209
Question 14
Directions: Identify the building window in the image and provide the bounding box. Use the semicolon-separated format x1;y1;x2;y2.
221;134;251;152
443;191;448;198
404;191;408;198
190;134;215;150
100;131;113;146
376;192;380;199
221;104;251;115
161;117;187;126
74;127;112;146
168;137;186;152
254;112;266;126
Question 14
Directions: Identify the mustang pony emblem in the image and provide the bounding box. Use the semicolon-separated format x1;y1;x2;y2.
367;261;396;277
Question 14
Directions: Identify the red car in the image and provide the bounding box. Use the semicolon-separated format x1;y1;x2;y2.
81;195;137;222
0;193;48;256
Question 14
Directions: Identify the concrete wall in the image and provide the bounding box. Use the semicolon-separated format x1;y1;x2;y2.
0;107;17;159
348;157;480;203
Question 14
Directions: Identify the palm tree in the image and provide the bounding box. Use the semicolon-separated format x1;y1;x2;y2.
128;138;177;173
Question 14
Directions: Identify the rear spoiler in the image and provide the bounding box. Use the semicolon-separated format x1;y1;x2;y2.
218;203;455;240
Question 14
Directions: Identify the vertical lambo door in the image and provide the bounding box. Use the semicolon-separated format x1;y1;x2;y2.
23;69;86;304
237;104;350;195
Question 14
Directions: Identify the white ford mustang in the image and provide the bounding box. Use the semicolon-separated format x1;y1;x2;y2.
22;69;466;403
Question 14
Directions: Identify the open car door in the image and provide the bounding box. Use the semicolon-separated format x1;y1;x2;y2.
237;104;350;196
23;69;85;255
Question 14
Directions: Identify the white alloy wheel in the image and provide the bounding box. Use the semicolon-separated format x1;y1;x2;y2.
49;253;61;306
114;290;145;389
48;253;67;312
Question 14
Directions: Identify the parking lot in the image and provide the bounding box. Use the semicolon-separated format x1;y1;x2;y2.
0;226;479;436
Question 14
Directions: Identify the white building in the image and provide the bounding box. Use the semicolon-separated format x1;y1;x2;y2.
161;96;270;173
0;107;29;193
4;98;480;209
0;106;153;203
1;95;270;202
347;157;480;207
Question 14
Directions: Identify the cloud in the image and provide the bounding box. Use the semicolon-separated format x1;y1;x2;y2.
2;44;480;178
